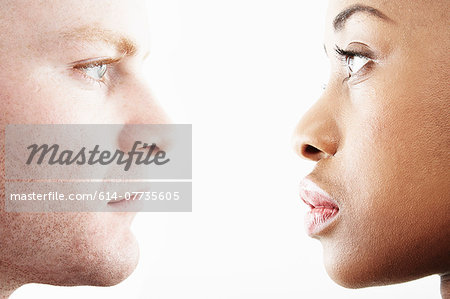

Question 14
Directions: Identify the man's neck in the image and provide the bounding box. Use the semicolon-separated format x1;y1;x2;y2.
442;274;450;299
0;272;21;299
0;288;15;299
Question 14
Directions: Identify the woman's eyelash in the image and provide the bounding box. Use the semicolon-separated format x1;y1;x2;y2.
334;46;369;61
333;45;377;82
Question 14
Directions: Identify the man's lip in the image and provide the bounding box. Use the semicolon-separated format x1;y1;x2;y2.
107;190;142;205
299;178;339;209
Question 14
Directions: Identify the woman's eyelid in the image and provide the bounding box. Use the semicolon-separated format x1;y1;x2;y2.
332;43;379;79
335;41;378;59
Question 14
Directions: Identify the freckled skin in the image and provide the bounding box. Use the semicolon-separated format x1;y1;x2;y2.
0;0;167;297
293;0;450;295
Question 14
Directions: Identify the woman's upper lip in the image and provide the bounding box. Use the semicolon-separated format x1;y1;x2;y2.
299;178;339;209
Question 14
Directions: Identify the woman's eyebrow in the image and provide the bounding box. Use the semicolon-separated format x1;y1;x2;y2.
333;4;394;31
59;26;137;56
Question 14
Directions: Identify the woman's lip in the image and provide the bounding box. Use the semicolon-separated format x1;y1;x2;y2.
299;178;339;236
299;178;339;208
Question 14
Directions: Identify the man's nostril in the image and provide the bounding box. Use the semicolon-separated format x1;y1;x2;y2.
303;145;321;156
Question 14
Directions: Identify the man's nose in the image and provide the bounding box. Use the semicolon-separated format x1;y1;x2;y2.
116;77;171;153
120;77;171;125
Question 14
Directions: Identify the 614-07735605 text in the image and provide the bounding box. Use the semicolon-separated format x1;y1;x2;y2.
9;191;181;201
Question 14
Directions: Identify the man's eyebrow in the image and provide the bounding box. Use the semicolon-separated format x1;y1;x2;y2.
60;26;137;56
333;4;393;31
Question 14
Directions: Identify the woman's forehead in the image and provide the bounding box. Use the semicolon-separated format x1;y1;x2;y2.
326;0;449;28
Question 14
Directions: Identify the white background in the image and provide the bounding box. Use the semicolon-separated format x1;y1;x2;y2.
12;0;441;298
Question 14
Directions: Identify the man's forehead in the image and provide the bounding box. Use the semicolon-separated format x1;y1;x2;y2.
0;0;149;55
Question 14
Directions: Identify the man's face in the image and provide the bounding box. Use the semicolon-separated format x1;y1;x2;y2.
0;0;166;286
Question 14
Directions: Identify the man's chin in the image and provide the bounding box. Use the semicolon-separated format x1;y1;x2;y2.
85;241;140;287
36;239;140;288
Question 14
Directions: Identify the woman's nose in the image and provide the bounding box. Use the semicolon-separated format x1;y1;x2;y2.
292;96;340;162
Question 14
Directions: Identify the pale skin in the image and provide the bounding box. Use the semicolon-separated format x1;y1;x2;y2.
293;0;449;297
0;0;168;298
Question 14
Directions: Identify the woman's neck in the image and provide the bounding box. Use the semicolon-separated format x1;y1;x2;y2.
441;273;450;299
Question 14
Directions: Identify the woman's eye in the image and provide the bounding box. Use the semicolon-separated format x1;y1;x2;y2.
334;46;374;80
345;55;370;76
80;63;108;81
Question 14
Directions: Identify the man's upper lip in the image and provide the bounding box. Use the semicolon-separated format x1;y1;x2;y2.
107;190;143;204
299;178;339;209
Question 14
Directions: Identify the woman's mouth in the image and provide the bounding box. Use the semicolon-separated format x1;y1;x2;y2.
299;178;339;236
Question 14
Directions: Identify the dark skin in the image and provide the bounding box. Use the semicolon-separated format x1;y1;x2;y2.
293;0;449;297
443;275;450;299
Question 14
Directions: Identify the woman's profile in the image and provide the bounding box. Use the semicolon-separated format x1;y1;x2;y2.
293;1;449;297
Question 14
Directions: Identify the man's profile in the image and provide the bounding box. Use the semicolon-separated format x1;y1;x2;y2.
0;0;169;297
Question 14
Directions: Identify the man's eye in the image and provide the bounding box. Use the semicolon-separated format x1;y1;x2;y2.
70;56;122;85
346;55;370;76
80;63;108;81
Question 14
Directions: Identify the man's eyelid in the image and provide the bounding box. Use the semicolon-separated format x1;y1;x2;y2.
69;55;125;68
142;50;151;62
68;56;123;87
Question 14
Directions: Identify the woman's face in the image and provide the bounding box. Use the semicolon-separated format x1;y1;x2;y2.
0;0;167;287
294;0;449;288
